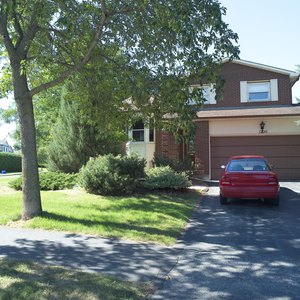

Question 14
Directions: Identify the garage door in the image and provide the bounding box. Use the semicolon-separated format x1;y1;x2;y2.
211;135;300;180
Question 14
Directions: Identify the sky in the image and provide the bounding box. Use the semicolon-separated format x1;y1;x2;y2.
1;0;300;144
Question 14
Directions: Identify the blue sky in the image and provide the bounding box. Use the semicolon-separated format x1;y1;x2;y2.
1;0;300;143
220;0;300;100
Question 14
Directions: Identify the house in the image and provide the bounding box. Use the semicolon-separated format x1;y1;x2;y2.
127;59;300;180
0;139;13;153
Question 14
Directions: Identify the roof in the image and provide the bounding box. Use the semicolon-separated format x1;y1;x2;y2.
222;59;300;84
196;105;300;119
0;139;9;146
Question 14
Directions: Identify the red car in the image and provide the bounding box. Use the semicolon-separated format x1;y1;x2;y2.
219;155;280;205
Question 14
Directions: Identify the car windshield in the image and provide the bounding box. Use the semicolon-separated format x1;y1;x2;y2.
227;158;271;172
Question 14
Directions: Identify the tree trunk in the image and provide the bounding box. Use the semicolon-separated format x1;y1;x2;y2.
13;64;42;219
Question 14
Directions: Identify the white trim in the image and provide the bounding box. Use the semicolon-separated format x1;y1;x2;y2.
222;58;300;81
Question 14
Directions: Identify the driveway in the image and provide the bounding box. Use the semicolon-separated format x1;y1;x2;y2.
153;183;300;299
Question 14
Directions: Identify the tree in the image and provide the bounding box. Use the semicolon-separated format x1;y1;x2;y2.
47;86;126;173
0;0;239;219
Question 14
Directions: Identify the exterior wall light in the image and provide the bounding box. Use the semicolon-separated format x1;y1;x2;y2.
259;121;267;133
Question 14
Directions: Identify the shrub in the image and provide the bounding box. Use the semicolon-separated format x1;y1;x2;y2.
79;154;146;195
0;152;22;173
152;154;194;174
9;172;78;191
144;166;191;190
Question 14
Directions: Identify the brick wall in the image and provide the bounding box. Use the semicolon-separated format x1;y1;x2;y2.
194;121;209;176
155;130;181;160
203;62;293;108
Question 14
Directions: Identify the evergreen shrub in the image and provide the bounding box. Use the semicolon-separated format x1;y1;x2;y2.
9;172;78;191
79;154;146;195
144;166;191;190
0;152;22;172
152;153;194;174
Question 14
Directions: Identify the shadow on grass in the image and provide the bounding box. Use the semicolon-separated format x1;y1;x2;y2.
40;211;181;240
0;259;149;299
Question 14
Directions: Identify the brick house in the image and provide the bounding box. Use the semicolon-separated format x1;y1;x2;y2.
128;59;300;180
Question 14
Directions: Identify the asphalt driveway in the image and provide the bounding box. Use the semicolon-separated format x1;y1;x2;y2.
153;183;300;299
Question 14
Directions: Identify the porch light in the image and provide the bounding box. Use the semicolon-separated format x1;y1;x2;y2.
259;121;266;133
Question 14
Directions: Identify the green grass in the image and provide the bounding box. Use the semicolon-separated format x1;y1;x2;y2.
0;259;151;300
0;178;200;245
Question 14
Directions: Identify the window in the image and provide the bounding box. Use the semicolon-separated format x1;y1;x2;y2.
132;120;144;142
189;84;216;105
248;82;270;101
240;79;278;102
149;128;154;142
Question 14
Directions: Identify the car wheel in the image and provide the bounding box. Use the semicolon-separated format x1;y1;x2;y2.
272;195;279;206
265;196;279;206
220;194;228;205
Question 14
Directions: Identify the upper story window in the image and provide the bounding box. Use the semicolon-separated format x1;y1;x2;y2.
248;82;270;101
240;79;278;103
189;84;216;105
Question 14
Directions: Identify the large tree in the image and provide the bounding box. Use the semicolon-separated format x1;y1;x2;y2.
0;0;239;219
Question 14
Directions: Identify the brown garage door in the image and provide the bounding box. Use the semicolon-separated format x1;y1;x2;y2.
211;135;300;180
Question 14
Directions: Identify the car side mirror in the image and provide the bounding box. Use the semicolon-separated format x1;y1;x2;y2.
221;165;226;169
270;164;275;169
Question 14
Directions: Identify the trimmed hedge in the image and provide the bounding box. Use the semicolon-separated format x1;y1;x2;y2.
9;172;78;191
79;154;146;195
144;166;191;190
0;152;22;173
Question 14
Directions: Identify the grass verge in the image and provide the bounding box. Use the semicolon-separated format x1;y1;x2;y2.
0;178;200;245
0;258;151;300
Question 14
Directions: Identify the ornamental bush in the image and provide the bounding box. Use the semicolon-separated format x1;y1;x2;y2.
79;154;146;195
9;172;78;191
143;166;191;190
152;154;194;174
0;152;22;172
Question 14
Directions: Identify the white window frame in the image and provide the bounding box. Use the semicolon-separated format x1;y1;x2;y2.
129;121;155;143
240;79;278;103
189;84;216;105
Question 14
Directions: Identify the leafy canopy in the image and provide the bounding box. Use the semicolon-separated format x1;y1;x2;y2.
1;0;239;134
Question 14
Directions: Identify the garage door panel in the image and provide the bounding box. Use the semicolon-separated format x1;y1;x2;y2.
212;145;300;158
211;136;300;147
211;136;300;180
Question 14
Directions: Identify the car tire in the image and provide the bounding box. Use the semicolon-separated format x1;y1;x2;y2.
220;194;228;205
266;196;279;206
272;195;279;206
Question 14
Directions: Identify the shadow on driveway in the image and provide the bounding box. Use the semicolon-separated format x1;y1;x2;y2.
153;186;300;299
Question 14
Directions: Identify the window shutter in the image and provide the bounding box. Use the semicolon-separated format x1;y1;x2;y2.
240;81;248;102
270;79;278;101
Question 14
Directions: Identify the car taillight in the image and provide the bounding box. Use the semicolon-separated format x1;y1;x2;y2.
268;176;278;185
220;175;231;185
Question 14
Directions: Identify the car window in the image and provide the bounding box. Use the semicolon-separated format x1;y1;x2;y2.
227;159;270;172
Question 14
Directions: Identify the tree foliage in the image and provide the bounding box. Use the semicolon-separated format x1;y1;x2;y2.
47;86;126;173
0;0;239;218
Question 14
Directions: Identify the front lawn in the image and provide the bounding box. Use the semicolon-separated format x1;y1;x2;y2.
0;177;200;245
0;259;151;300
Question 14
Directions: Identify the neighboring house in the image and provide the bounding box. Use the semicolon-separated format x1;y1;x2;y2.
0;139;13;153
128;59;300;180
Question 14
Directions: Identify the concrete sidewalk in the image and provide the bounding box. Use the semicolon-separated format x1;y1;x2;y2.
0;226;181;286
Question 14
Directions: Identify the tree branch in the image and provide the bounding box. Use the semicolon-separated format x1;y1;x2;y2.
12;0;24;48
16;8;39;55
30;0;108;97
0;0;16;57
